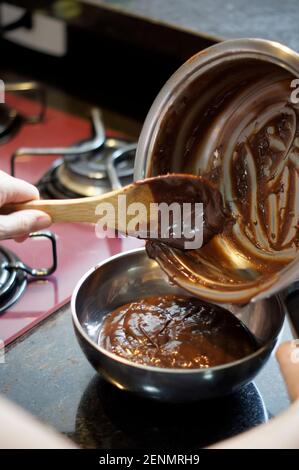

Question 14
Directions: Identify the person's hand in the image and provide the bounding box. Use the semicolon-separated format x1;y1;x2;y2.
211;340;299;449
0;170;52;241
276;341;299;402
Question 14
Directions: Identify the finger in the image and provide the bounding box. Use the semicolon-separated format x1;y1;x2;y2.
13;235;29;243
276;341;299;402
0;210;52;240
0;171;40;207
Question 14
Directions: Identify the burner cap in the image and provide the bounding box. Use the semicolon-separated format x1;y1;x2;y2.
56;165;111;197
64;137;131;179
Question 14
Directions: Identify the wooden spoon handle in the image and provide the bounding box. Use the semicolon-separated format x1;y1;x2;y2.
1;198;101;223
0;191;123;224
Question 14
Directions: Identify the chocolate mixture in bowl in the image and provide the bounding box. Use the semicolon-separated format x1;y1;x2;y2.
98;295;258;369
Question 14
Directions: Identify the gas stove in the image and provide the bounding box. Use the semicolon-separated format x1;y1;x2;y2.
0;84;143;345
10;107;137;198
0;81;292;447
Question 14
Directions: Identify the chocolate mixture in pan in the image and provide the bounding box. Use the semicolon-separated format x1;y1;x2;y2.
140;174;231;250
146;65;299;300
99;295;257;369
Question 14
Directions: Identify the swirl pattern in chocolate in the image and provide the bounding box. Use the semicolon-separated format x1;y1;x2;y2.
147;64;299;302
98;295;257;369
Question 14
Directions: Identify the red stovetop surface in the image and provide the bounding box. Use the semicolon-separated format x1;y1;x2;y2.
0;95;143;345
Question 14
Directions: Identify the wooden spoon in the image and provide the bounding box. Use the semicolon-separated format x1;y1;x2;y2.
1;174;228;249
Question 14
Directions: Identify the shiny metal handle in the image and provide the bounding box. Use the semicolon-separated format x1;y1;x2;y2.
11;108;105;176
106;144;137;189
6;231;57;277
6;81;46;124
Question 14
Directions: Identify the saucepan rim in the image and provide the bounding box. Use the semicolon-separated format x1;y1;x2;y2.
134;37;299;180
71;247;285;375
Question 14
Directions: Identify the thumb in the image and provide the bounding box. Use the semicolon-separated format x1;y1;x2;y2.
0;171;40;206
0;210;52;240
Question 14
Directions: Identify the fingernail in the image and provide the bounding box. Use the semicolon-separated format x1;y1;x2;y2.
36;215;52;229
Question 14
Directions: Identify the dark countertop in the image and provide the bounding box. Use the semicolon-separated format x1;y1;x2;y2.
8;0;299;54
0;302;292;448
85;0;299;52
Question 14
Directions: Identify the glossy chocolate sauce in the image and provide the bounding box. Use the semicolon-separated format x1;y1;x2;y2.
99;295;257;368
141;174;231;249
145;63;299;301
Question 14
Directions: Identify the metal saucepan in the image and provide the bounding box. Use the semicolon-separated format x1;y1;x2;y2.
71;248;285;402
72;39;299;402
134;38;299;304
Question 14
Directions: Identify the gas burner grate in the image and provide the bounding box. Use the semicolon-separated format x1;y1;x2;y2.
10;108;137;199
0;232;57;313
0;247;27;313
